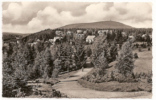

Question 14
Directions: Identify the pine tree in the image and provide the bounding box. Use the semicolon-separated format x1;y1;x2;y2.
73;39;86;68
3;56;16;97
12;44;32;81
33;47;53;79
115;40;134;77
43;47;53;78
91;35;107;67
96;51;108;69
109;43;118;62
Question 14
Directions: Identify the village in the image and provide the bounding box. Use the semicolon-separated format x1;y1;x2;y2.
22;29;151;49
2;2;153;98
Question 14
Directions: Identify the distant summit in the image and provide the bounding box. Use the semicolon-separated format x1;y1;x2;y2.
60;21;134;29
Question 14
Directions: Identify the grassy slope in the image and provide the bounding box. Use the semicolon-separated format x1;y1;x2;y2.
78;47;152;92
78;79;151;92
133;48;152;74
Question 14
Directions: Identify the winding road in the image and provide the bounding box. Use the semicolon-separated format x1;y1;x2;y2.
52;68;152;98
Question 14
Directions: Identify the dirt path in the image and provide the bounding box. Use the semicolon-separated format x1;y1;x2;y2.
52;68;152;98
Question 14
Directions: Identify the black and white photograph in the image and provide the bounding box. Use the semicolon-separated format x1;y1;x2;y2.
2;1;153;98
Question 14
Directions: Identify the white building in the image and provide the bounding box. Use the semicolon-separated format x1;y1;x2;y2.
49;39;54;43
77;30;83;34
37;39;40;42
86;35;95;43
98;31;105;36
128;35;135;40
142;34;147;38
55;30;63;36
67;31;72;35
83;30;87;34
109;30;113;35
121;32;127;37
149;35;152;39
53;37;62;42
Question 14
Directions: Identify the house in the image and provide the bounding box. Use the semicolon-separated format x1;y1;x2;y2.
33;42;37;45
16;38;21;44
86;35;95;43
66;31;72;35
55;30;64;36
49;39;54;43
128;35;135;40
77;30;83;34
142;34;147;38
98;30;103;36
98;31;104;36
75;33;84;39
83;30;87;34
28;42;37;47
149;35;152;39
121;32;127;37
53;36;62;42
17;40;20;44
109;30;113;35
37;39;40;42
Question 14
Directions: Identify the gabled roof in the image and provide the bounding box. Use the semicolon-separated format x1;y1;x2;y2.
86;35;95;40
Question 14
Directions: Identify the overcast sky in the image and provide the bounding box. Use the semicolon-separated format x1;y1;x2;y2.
2;2;152;33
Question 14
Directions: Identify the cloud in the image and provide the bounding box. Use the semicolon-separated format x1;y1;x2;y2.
3;3;22;22
2;2;152;33
27;6;76;31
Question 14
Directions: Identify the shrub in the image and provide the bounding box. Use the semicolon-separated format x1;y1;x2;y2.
51;89;62;97
112;71;136;82
82;68;107;83
78;78;152;92
134;53;139;59
134;71;152;83
148;47;151;51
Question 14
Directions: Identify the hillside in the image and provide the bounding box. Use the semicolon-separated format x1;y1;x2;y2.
3;21;134;43
3;32;31;42
22;29;56;43
60;21;134;29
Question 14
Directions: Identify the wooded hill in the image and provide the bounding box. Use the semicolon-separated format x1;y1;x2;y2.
59;21;134;29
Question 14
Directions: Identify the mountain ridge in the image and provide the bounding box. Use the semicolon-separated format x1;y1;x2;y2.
59;21;134;29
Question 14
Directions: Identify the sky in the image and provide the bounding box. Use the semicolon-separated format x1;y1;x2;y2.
2;2;152;33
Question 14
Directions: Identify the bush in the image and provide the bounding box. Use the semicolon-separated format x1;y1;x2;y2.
134;53;139;59
134;71;152;83
112;71;136;82
82;68;108;83
78;78;152;92
51;89;62;97
148;47;151;51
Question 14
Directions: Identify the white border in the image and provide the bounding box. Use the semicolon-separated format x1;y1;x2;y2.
0;0;155;100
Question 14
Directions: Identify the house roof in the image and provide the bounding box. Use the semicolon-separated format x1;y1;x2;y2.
86;35;95;40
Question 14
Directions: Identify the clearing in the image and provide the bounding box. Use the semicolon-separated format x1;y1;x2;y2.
52;68;152;98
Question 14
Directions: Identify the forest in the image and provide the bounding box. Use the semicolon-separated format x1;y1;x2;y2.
3;28;152;97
